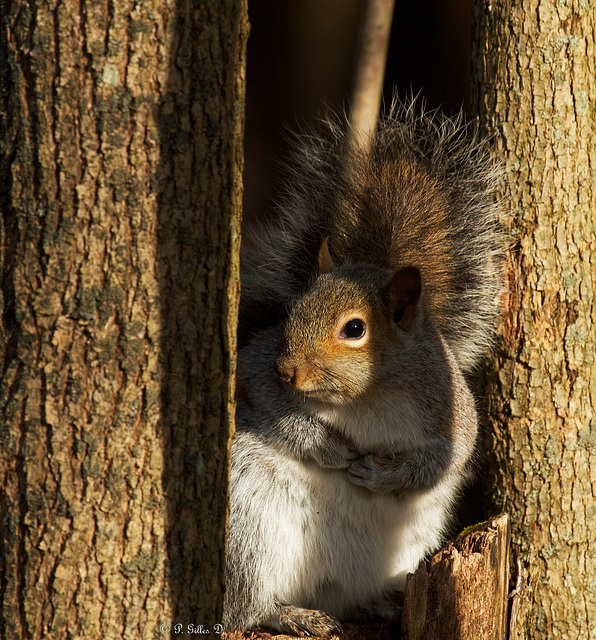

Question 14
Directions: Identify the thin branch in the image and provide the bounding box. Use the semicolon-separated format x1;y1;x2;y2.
345;0;396;156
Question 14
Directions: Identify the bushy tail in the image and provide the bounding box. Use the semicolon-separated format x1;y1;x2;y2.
241;99;505;372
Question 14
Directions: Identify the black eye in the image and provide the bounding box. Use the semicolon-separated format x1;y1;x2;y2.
341;318;366;339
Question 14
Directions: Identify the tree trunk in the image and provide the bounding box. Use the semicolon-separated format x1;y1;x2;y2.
472;1;596;638
0;0;247;638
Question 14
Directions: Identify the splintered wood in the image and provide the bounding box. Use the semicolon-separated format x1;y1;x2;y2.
401;513;510;640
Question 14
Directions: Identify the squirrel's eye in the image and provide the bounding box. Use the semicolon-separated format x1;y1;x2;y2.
341;318;366;339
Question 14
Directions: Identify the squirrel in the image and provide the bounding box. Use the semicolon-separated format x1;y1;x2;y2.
224;102;504;636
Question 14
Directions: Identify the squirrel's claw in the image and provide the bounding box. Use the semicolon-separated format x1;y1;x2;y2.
273;604;343;637
347;455;393;493
310;437;357;470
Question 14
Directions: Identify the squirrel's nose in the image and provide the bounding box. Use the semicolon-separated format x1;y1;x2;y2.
274;360;296;385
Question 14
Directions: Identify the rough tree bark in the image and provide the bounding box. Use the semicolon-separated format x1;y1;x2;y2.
0;0;247;638
472;1;596;638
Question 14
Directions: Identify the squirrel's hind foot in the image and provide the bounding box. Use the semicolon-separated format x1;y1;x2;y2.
268;604;343;637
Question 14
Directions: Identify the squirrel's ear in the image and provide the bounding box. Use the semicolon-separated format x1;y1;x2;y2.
318;237;335;273
387;267;422;329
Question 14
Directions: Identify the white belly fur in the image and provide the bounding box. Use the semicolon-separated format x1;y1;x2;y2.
230;433;452;619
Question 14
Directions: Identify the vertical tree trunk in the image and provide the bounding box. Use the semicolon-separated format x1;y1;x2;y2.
472;1;595;638
0;0;247;638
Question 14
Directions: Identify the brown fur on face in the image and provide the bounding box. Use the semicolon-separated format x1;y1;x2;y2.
274;262;425;403
275;271;383;401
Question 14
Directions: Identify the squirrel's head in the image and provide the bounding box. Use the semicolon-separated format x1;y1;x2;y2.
274;238;424;404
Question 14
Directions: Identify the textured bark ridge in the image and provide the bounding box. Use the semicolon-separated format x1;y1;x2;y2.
0;1;247;638
472;1;596;638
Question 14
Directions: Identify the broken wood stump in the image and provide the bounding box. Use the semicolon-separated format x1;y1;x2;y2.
401;513;511;640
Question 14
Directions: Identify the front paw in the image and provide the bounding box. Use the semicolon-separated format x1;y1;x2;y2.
347;455;403;493
310;436;357;470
